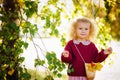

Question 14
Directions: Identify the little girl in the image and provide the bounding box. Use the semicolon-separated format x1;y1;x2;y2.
61;18;112;80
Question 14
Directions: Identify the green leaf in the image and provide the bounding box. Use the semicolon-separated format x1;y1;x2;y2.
46;16;51;28
23;42;29;49
22;22;30;34
18;57;25;63
29;24;38;36
44;75;54;80
67;68;74;74
21;73;31;79
48;64;54;71
53;70;58;75
58;67;63;72
54;29;59;37
60;35;66;46
25;1;38;18
62;63;66;68
57;73;62;78
34;59;45;67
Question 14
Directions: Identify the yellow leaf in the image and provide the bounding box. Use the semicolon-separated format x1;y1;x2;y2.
2;64;8;71
96;63;103;71
18;0;24;7
3;64;8;68
8;69;15;76
86;63;94;71
86;62;103;71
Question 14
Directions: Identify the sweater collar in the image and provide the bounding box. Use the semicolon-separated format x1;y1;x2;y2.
73;40;91;45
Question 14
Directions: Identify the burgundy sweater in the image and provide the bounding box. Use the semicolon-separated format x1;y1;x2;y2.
61;40;108;76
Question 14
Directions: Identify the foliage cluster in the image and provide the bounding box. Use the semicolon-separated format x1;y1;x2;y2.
0;0;120;80
0;0;38;79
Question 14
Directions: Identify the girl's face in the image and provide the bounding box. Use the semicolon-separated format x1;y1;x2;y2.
76;22;90;40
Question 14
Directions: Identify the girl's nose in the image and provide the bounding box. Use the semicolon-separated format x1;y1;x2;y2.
82;29;85;32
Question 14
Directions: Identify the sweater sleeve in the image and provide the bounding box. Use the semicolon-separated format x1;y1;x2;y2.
91;44;108;63
61;41;73;63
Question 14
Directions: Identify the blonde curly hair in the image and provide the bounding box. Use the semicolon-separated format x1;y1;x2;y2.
69;18;97;41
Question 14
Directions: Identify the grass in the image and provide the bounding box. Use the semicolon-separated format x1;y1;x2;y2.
28;69;44;80
27;69;68;80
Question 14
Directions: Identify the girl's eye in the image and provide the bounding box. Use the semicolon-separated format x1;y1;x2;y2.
79;28;82;30
85;28;88;30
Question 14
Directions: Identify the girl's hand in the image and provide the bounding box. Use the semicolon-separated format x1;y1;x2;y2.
62;50;69;58
104;47;112;55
